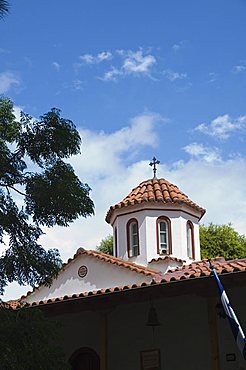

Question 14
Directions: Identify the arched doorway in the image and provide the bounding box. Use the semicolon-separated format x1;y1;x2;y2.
69;347;100;370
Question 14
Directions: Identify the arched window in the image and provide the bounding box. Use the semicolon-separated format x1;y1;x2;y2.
187;221;195;259
157;217;172;255
69;347;100;370
127;218;139;257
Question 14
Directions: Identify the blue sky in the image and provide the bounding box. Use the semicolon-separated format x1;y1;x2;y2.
1;0;246;299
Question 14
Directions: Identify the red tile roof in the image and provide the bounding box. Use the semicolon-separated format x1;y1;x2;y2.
106;178;206;223
149;256;185;264
18;248;159;303
3;300;20;309
67;248;158;277
17;257;246;309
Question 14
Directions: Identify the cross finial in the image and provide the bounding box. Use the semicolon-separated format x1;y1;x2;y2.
149;156;160;178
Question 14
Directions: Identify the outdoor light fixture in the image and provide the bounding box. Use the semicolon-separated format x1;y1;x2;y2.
146;304;161;327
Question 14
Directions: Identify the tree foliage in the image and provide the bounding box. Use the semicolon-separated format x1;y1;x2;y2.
0;97;94;294
200;223;246;260
0;306;70;369
0;0;9;18
96;234;113;255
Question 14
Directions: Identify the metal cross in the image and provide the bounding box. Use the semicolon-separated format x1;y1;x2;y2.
149;156;160;178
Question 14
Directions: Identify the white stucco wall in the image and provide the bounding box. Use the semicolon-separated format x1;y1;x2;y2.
111;203;202;266
23;254;153;304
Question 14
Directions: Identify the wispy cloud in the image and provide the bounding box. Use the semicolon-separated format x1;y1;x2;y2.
163;69;187;82
233;65;246;74
183;143;221;163
0;71;20;94
80;51;112;64
74;112;167;179
72;79;84;91
52;62;60;71
172;40;187;51
195;114;246;140
101;49;156;81
122;50;156;74
208;72;217;83
0;48;10;54
102;67;122;82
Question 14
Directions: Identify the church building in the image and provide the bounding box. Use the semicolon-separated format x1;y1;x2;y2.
12;165;246;370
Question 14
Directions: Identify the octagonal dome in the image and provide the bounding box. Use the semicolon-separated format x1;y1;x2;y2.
106;178;206;224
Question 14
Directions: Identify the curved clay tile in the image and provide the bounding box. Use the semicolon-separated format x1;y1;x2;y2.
105;178;206;223
10;257;246;309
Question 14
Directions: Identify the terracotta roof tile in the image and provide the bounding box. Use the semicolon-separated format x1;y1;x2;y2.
16;256;246;309
72;248;158;276
1;300;23;309
149;256;185;264
18;248;159;302
106;178;206;223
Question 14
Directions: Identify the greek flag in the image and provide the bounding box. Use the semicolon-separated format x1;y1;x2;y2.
211;264;246;360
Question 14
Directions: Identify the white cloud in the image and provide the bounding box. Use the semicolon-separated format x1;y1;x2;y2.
72;79;84;91
183;143;221;163
0;48;10;54
69;112;167;181
163;69;187;82
80;51;112;64
97;51;112;62
208;72;217;83
166;158;246;236
0;71;20;94
122;50;156;74
52;62;60;71
195;114;246;140
101;49;156;81
233;65;246;73
101;67;122;82
13;105;22;121
172;40;187;51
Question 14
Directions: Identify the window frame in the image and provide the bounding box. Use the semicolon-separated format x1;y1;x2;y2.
127;218;140;258
156;216;172;255
187;220;195;259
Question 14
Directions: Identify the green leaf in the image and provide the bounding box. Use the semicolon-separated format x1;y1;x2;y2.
0;307;70;369
97;235;113;255
200;223;246;260
0;97;94;293
25;160;94;227
18;108;81;166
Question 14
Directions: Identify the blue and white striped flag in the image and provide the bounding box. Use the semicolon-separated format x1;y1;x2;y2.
210;264;246;360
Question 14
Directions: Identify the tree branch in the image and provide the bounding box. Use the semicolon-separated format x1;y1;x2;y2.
0;183;26;197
